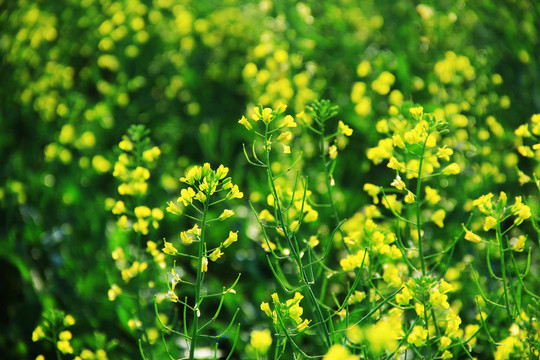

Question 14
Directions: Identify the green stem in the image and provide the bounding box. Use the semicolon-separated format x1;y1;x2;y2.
189;198;209;360
496;221;512;318
264;125;332;349
415;136;429;276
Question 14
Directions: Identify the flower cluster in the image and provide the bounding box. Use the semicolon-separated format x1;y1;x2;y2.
261;292;311;332
164;163;242;274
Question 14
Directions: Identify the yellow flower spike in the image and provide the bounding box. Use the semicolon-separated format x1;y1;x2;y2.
338;120;353;136
166;201;182;215
163;240;178;255
442;162;460;175
223;231;238;248
390;175;406;190
238;115;253;130
209;248;223;261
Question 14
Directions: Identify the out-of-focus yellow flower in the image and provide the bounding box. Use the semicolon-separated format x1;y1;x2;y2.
250;329;272;354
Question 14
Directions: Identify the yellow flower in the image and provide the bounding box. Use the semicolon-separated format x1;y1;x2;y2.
223;231;238;248
112;200;126;215
252;107;273;123
463;226;482;243
209;248;223;261
201;257;208;272
404;191;415;203
219;209;234;220
483;216;497;231
323;345;359;360
396;286;412;305
511;235;526;252
423;186;440;204
282;144;291;154
408;326;428;347
340;250;369;271
277;131;292;142
329;145;338;159
32;326;45;342
297;319;310;331
108;284;122;301
338;120;353;136
431;209;446;228
390;175;406;190
238;116;252;130
281;115;297;128
363;183;380;204
119;136;133;151
442;163;460;175
250;329;272;355
57;339;73;354
64;314;76;326
409;106;423;118
134;206;151;218
436;145;453;161
163;240;178;255
286;292;304;324
392;134;406;149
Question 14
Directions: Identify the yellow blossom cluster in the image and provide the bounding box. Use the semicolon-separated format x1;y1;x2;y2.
260;292;310;332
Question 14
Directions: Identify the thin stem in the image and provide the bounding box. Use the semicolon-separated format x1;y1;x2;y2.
263;124;332;349
415;135;429;276
496;220;512;318
189;197;209;360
